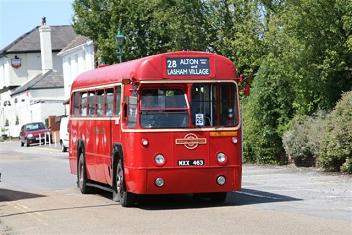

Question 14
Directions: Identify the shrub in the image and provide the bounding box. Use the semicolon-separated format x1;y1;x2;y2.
319;91;352;173
341;158;352;174
282;112;326;167
242;55;295;164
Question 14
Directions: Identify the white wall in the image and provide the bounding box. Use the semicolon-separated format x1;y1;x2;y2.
0;52;64;89
5;97;66;137
30;101;65;123
30;88;64;99
3;88;66;137
0;58;6;89
0;87;65;137
0;50;66;136
60;41;94;100
0;91;14;136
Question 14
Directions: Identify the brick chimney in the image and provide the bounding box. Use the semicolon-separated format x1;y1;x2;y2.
39;17;53;74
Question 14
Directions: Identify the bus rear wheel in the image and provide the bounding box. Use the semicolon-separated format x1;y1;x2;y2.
114;159;135;207
77;152;91;194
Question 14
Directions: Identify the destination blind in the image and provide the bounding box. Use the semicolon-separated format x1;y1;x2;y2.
166;58;210;76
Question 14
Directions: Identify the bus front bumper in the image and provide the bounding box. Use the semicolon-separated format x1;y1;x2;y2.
124;166;242;195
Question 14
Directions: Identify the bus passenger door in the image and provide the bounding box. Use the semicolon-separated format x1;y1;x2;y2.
95;90;109;183
85;92;97;180
104;86;121;185
95;118;109;183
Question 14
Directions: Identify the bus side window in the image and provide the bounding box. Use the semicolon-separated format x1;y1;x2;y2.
73;92;80;116
81;92;88;116
96;90;104;116
115;86;121;116
106;88;114;116
219;84;237;126
127;95;137;128
88;92;96;116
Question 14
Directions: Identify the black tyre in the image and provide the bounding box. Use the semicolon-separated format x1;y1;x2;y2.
61;140;67;152
113;159;135;207
77;152;91;194
26;140;30;147
208;192;227;202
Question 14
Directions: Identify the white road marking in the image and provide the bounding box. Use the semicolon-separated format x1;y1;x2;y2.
6;201;48;226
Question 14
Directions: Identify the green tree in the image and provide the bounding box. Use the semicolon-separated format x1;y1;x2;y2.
206;0;265;76
73;0;210;63
243;54;295;164
243;0;352;164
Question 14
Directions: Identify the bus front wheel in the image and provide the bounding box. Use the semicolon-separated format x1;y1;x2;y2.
114;159;135;207
77;152;91;194
208;192;227;202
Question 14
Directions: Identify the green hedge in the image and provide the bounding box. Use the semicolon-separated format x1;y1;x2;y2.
319;91;352;173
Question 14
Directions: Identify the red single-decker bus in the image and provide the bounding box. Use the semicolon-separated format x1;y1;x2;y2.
69;51;242;207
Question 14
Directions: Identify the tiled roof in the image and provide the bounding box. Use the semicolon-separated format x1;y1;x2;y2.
11;70;63;96
0;25;77;55
59;35;92;54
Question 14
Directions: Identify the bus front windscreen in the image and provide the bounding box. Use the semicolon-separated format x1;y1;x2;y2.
191;83;238;127
140;88;188;128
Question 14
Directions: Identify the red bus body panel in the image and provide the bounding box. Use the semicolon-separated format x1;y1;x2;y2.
69;51;242;195
71;51;238;91
121;131;242;194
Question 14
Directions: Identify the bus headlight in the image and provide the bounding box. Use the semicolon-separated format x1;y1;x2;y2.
154;154;165;166
232;137;238;144
27;134;33;138
216;176;226;185
141;138;149;146
217;152;227;164
155;177;165;187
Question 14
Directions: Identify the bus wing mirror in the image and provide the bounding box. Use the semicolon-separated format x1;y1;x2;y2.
244;84;251;96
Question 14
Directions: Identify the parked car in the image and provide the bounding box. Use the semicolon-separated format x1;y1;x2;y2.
59;117;69;152
19;122;51;147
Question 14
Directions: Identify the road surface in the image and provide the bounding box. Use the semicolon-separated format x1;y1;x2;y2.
0;140;351;234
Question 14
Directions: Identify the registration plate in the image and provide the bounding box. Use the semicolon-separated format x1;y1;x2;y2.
178;159;204;166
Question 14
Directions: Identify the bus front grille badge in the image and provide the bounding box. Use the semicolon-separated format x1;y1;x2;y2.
175;133;207;150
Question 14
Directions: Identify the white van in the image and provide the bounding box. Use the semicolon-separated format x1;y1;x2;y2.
59;116;69;152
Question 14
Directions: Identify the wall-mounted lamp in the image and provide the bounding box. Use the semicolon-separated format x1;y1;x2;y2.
11;55;21;69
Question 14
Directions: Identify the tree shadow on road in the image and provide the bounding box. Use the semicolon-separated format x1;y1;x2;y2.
0;188;46;202
136;188;302;210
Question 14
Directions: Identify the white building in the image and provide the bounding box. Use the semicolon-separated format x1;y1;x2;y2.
58;35;95;114
0;20;76;137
